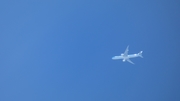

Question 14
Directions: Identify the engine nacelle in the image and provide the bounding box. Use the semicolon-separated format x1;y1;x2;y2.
121;53;124;56
122;59;126;62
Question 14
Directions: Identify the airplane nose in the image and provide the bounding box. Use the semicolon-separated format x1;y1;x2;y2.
112;56;117;60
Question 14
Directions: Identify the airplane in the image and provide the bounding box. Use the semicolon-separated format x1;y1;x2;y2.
112;46;143;64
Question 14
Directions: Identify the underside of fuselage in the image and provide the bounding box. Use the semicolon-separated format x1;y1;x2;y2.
112;54;139;60
127;54;140;58
112;56;124;60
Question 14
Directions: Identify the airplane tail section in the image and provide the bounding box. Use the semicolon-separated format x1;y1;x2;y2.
138;51;143;58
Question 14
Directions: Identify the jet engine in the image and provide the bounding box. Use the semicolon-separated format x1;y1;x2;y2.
121;53;124;56
122;59;126;62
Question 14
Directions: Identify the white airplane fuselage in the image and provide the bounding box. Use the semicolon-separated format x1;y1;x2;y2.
112;53;141;60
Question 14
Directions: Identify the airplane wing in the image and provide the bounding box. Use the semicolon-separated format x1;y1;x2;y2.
123;46;129;56
127;59;134;64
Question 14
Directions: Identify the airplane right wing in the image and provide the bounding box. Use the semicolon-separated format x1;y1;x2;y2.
123;46;129;56
127;58;134;64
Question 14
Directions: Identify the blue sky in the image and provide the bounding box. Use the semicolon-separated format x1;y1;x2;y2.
0;0;180;101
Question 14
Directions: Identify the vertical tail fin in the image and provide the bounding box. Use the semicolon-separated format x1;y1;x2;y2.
138;51;143;58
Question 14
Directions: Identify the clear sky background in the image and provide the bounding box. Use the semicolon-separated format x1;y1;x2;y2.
1;0;180;101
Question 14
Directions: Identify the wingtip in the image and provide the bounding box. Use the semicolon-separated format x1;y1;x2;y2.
126;45;129;50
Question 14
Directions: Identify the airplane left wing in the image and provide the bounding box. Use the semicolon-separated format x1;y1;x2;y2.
127;59;134;64
123;46;129;56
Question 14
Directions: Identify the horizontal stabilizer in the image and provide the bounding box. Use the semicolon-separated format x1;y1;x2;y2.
138;51;143;58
